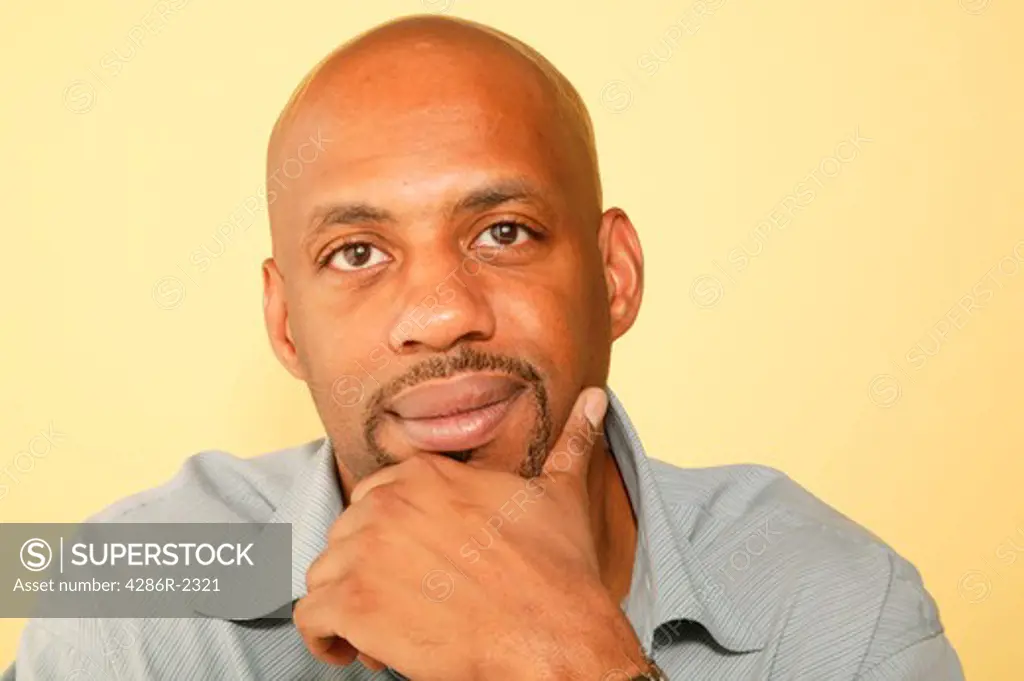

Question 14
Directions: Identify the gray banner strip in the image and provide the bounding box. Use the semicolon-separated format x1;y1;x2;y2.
1;523;291;619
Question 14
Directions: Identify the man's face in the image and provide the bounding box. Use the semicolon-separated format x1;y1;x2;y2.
265;47;629;483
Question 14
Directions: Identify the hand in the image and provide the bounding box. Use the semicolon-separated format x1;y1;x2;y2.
293;387;650;680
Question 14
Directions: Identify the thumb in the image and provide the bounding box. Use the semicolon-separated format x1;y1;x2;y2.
540;386;609;487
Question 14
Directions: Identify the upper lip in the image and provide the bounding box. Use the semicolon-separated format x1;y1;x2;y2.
386;373;526;420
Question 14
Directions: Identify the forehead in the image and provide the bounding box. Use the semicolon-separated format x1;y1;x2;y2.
269;47;584;233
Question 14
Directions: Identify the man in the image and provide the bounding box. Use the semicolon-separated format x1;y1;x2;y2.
10;14;963;680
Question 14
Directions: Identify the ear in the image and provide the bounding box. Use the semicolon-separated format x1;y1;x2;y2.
262;257;307;381
596;208;644;341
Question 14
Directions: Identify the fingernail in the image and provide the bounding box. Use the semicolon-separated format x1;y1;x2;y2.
583;388;608;428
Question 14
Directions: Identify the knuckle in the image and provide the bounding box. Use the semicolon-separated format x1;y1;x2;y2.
453;497;486;525
336;572;374;614
305;556;323;593
363;485;401;515
363;482;418;520
292;595;313;631
326;519;348;545
305;550;340;593
566;432;589;456
351;528;382;556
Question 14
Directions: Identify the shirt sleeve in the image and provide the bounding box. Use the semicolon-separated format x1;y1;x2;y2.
857;633;965;680
853;550;965;680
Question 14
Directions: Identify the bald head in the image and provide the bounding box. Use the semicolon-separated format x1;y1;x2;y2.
265;14;601;245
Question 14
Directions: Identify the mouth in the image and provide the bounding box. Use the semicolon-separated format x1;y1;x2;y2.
384;372;527;453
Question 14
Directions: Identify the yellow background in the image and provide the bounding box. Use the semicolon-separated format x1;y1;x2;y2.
1;0;1021;677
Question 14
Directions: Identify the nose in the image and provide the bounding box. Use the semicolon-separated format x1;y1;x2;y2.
386;250;496;355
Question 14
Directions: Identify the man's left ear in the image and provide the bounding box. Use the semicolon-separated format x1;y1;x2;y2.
596;207;644;340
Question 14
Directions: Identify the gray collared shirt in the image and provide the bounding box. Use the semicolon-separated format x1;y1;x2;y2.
8;389;963;680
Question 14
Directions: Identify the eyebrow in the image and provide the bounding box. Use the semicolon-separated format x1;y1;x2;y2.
304;177;550;243
448;177;545;217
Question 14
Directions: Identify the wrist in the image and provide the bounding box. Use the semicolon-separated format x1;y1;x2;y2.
590;623;655;681
593;614;652;680
511;604;653;680
599;650;665;680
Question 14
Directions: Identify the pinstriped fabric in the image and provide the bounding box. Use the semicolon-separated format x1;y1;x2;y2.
8;388;963;680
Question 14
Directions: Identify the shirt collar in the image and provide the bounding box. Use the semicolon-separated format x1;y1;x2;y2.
190;441;341;620
198;387;769;654
605;389;769;654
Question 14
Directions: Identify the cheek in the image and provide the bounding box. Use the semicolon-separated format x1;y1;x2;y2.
289;295;393;404
495;288;593;456
495;272;600;388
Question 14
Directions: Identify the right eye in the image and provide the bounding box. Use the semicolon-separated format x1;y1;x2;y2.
324;242;392;272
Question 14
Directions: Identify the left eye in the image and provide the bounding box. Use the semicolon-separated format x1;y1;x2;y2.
473;222;533;249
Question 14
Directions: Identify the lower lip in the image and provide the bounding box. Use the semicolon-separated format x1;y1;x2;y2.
389;390;524;452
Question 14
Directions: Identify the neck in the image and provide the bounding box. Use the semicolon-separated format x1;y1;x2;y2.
588;435;639;607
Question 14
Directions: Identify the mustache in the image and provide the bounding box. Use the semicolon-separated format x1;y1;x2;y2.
366;345;544;415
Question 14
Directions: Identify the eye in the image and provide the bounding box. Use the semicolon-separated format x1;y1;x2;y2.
324;242;391;271
473;221;536;249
